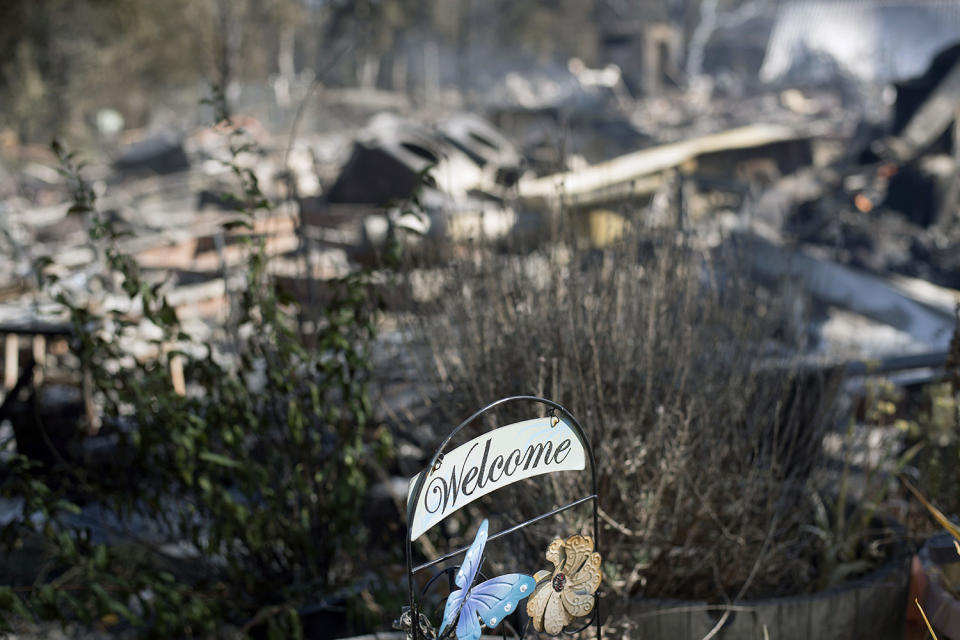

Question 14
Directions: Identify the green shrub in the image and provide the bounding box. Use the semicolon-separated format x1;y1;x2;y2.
899;304;960;527
1;100;392;637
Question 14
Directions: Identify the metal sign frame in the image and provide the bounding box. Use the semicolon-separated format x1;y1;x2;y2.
405;395;600;640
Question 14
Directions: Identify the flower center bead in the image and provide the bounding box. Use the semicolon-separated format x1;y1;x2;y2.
552;573;566;592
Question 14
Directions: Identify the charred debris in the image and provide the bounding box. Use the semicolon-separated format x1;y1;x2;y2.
2;38;960;459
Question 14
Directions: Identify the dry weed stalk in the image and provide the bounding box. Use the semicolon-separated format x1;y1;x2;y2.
407;228;844;605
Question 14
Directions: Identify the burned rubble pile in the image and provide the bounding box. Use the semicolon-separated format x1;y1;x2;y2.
1;40;960;460
775;43;960;291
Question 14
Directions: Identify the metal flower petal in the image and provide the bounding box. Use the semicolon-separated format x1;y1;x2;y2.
526;534;602;635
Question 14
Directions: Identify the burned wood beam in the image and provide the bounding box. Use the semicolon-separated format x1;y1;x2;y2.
0;279;30;303
4;334;18;390
845;350;949;377
163;278;231;321
875;57;960;164
32;335;45;386
82;367;99;435
134;214;299;272
166;343;185;396
737;231;957;350
518;124;810;211
0;323;71;337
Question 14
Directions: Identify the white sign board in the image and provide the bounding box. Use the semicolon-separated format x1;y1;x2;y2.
407;416;586;541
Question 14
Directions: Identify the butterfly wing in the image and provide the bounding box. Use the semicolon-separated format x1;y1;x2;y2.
441;587;466;636
442;589;484;640
441;520;490;638
455;599;482;640
472;574;537;629
455;519;488;589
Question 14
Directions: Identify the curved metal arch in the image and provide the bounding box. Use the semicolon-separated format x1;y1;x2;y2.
404;395;600;640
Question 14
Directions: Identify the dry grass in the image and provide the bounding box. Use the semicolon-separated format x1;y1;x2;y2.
403;226;847;605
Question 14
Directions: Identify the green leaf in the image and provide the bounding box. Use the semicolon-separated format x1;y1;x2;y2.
0;586;33;622
90;583;142;625
222;219;252;231
93;544;108;570
158;300;178;327
199;452;243;469
55;499;82;515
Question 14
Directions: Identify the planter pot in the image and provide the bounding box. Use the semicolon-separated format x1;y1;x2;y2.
917;534;960;639
626;541;911;639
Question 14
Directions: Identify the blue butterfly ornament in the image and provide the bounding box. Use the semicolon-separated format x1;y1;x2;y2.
440;520;536;640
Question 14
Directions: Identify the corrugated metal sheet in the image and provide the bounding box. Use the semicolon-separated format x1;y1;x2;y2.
760;1;960;84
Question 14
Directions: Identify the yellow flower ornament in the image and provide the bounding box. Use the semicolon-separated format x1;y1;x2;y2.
525;535;602;635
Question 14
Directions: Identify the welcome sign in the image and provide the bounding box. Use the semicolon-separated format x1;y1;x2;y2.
407;416;586;541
